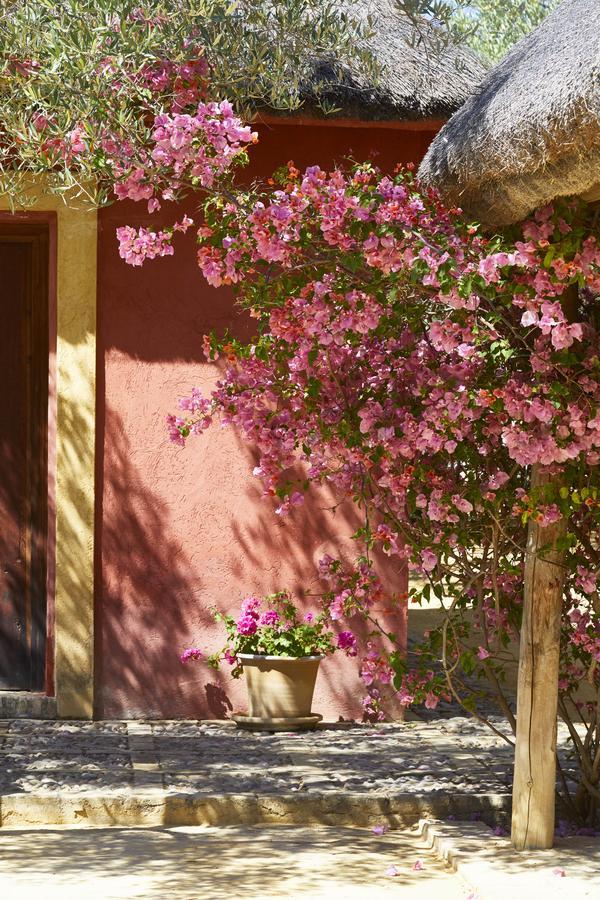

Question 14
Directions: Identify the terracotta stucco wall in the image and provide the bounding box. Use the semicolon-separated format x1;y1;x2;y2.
95;122;436;719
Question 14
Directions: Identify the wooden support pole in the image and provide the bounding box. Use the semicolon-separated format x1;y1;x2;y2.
511;465;567;849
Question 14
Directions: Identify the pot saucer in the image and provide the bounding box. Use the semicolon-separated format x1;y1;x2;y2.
232;713;322;732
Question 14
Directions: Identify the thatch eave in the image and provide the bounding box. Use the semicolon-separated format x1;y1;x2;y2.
418;0;600;224
268;0;487;123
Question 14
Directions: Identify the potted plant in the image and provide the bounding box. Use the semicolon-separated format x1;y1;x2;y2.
181;591;357;731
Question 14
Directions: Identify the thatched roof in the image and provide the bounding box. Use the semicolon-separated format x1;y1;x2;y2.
418;0;600;224
281;0;487;122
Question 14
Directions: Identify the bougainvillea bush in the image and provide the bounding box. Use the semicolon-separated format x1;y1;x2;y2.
114;109;600;821
110;100;599;818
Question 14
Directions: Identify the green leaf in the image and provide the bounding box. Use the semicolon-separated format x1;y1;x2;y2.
460;650;476;676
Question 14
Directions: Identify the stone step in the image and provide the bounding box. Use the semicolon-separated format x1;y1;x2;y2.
0;693;57;720
0;788;511;828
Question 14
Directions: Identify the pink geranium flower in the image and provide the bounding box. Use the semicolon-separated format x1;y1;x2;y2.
180;648;203;663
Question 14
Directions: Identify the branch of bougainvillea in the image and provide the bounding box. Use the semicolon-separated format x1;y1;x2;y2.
366;480;430;561
434;570;517;744
491;527;504;624
570;519;600;566
480;658;517;733
444;660;516;746
583;705;598;747
555;755;580;817
585;707;599;752
560;696;591;759
580;771;600;804
439;575;481;667
592;739;600;779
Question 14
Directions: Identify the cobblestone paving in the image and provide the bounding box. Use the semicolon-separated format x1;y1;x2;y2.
0;716;579;799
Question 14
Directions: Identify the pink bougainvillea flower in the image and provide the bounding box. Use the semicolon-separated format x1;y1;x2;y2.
412;859;425;871
68;126;86;154
32;111;49;131
424;691;439;710
372;824;389;835
420;549;438;572
477;647;491;660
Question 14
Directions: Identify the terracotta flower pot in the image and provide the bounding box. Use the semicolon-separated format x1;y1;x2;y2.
234;654;323;731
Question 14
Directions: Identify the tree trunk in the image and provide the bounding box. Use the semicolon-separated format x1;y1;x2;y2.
511;465;567;849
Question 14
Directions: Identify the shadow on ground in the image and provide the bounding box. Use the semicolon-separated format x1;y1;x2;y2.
0;825;465;900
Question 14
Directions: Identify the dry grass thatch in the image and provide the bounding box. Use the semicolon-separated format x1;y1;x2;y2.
280;0;487;122
418;0;600;224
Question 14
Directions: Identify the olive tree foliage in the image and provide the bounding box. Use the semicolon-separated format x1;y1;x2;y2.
456;0;560;62
0;0;381;204
0;0;486;207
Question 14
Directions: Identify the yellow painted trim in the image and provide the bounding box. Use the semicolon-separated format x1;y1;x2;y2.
0;187;97;718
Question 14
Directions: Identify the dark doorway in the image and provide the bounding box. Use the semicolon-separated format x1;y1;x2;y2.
0;225;49;690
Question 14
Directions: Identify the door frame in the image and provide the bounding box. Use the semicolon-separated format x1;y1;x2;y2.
0;194;97;718
0;226;50;690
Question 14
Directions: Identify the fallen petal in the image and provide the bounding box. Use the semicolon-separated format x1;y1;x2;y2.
552;867;566;877
385;865;400;877
412;859;425;871
373;825;389;835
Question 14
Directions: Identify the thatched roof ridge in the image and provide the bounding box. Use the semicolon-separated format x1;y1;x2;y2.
288;0;487;122
418;0;600;224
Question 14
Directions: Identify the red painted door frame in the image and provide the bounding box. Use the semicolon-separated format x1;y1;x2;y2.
0;213;57;694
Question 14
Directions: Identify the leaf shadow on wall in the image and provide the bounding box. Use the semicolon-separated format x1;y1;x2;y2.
225;437;408;722
94;405;242;719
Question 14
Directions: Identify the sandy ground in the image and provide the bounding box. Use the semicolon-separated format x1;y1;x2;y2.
0;824;471;899
428;821;600;900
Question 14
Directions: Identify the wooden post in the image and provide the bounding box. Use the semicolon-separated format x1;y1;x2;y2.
511;465;567;849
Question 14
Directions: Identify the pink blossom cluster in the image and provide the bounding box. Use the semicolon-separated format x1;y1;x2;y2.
116;215;193;266
112;100;256;220
567;605;600;663
136;54;209;112
237;596;261;635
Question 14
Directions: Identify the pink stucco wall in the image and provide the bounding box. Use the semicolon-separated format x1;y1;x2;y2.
95;121;437;720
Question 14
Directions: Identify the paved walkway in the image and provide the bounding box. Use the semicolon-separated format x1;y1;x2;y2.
0;823;469;900
0;715;582;828
0;717;517;826
0;717;518;797
1;715;583;794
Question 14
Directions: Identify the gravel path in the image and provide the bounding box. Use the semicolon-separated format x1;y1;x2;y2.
0;716;579;800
